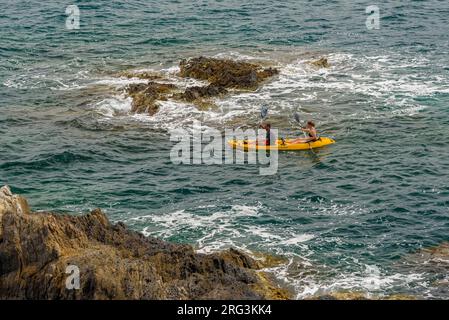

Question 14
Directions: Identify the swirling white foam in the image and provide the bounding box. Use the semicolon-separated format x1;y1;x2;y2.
124;195;436;299
80;50;448;132
125;203;314;255
266;261;426;299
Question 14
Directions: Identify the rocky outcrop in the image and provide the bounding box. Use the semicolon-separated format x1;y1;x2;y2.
0;186;30;241
174;84;228;102
179;57;279;90
126;82;176;115
123;57;279;115
309;57;330;68
0;186;290;300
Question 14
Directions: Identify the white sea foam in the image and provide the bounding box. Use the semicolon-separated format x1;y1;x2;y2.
268;52;447;106
81;50;449;130
130;196;433;299
246;225;284;241
93;77;148;86
160;65;180;74
132;100;217;131
262;259;427;299
279;234;315;246
293;268;425;299
3;66;92;91
295;198;369;217
3;73;85;91
133;200;316;263
94;95;132;117
213;51;272;62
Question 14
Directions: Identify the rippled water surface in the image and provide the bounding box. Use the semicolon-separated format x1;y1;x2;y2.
1;0;449;298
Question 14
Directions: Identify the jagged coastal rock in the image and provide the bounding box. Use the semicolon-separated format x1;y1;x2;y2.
127;82;177;115
0;186;290;300
124;57;279;115
178;57;279;90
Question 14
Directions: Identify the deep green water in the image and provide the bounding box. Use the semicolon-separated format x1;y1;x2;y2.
1;0;449;298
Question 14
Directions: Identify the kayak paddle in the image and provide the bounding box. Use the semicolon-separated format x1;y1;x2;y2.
294;112;315;152
260;106;268;122
294;112;307;138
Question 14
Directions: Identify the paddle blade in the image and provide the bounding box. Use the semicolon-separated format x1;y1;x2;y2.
294;112;301;123
260;106;268;119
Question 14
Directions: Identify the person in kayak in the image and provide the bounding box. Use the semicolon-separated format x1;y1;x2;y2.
259;123;274;146
292;121;318;143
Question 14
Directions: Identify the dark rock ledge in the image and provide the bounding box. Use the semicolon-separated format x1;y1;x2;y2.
0;186;290;300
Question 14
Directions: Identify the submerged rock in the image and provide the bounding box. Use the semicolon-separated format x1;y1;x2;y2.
0;186;290;300
179;56;279;90
309;57;330;68
398;242;449;281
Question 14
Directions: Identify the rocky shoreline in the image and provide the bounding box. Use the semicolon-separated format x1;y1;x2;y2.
0;186;290;300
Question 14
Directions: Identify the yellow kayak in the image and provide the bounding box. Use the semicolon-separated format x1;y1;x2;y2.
228;137;335;151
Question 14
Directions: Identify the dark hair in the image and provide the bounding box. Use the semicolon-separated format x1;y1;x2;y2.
307;121;315;127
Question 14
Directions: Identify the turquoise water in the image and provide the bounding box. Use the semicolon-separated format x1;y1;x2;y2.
1;0;449;298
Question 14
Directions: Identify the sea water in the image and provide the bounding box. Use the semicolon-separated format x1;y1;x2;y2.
1;0;449;298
